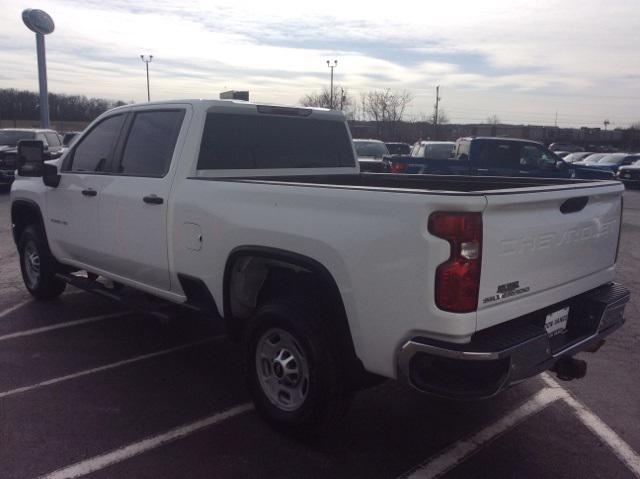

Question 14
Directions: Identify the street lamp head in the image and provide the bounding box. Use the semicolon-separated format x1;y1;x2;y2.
140;54;153;63
22;9;55;35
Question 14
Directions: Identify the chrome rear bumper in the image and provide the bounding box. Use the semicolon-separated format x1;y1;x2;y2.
397;283;630;399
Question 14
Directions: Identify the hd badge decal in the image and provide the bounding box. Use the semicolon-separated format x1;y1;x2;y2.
483;281;530;304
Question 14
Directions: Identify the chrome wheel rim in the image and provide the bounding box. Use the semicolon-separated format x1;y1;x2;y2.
23;240;41;289
256;328;310;412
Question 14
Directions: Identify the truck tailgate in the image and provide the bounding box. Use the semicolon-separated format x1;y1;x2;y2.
477;182;623;331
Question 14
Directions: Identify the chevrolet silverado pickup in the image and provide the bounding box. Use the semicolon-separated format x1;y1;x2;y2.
10;100;630;433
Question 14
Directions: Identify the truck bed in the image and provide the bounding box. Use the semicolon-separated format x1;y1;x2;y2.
215;173;617;194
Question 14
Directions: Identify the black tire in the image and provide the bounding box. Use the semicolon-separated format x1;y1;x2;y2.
242;298;348;435
18;225;66;300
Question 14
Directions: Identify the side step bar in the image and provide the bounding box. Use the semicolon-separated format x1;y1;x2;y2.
55;272;176;322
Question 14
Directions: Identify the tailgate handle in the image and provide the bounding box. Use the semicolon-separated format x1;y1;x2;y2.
560;196;589;214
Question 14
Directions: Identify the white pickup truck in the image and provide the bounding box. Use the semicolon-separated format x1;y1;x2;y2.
10;100;630;433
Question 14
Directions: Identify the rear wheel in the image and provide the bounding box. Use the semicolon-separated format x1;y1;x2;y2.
18;225;66;300
243;298;348;435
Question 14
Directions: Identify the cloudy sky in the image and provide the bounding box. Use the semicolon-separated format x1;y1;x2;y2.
0;0;638;127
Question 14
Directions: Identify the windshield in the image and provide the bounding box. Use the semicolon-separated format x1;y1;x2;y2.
563;152;592;163
424;143;455;160
597;154;626;165
581;153;607;164
354;141;389;158
0;130;35;147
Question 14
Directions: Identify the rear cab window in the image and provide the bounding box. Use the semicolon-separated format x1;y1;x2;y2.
197;111;356;171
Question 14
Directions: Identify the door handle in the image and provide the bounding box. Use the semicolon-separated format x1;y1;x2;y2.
476;168;489;173
143;195;164;205
81;188;97;197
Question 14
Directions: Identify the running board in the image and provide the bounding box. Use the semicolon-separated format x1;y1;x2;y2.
55;272;174;322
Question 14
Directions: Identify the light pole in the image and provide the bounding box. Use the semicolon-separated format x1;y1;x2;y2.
326;60;337;109
22;9;55;129
140;54;153;102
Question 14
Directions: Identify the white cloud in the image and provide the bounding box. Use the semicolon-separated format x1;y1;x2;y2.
0;0;638;126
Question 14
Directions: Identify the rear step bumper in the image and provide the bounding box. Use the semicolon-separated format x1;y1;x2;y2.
397;283;630;399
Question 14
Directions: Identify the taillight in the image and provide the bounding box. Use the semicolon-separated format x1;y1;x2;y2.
389;161;407;173
428;212;482;313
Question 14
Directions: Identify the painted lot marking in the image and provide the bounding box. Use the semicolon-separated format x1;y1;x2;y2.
0;336;223;399
541;373;640;477
37;402;254;479
0;299;31;320
403;376;640;479
0;311;130;342
401;388;566;479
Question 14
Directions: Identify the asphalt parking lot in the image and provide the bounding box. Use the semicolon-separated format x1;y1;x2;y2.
0;185;639;479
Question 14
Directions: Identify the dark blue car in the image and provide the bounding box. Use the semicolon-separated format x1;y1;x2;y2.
385;137;614;180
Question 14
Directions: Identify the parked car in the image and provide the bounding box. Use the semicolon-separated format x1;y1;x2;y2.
384;142;411;156
353;139;389;172
387;137;613;180
563;152;594;163
591;153;640;173
549;142;583;152
386;141;456;173
0;128;64;185
574;153;609;166
616;160;640;187
9;100;630;434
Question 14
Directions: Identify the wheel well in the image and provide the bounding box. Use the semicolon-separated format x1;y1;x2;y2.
11;200;45;246
224;247;366;384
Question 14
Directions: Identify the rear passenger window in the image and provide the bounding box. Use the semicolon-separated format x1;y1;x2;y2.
68;115;124;172
118;110;185;177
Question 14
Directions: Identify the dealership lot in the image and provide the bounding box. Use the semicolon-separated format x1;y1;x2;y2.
0;187;639;479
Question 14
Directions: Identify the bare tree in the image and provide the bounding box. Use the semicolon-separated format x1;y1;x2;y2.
486;114;500;125
359;89;413;139
299;86;356;119
424;108;449;125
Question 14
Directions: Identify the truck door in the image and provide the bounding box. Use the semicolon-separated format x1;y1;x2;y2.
519;144;566;178
45;114;126;266
98;107;187;291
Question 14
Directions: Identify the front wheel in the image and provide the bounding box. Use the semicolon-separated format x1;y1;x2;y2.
243;299;348;435
18;225;66;300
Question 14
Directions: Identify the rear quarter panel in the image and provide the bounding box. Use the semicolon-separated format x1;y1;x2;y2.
170;179;486;378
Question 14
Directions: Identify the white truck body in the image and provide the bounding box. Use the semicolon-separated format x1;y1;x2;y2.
10;100;629;427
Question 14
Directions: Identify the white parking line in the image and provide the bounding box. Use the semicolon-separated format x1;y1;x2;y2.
0;299;31;320
402;387;566;479
0;311;130;342
37;402;254;479
0;336;223;399
541;373;640;477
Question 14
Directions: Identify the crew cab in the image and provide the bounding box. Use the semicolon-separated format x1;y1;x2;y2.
0;129;64;185
386;137;614;180
10;100;630;434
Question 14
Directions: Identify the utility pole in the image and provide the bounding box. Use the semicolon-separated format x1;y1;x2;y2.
555;110;558;127
433;85;441;139
140;54;153;102
604;119;610;131
326;60;337;109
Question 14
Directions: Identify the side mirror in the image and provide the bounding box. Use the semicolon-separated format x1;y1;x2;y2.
555;160;567;170
17;140;45;177
43;162;61;188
